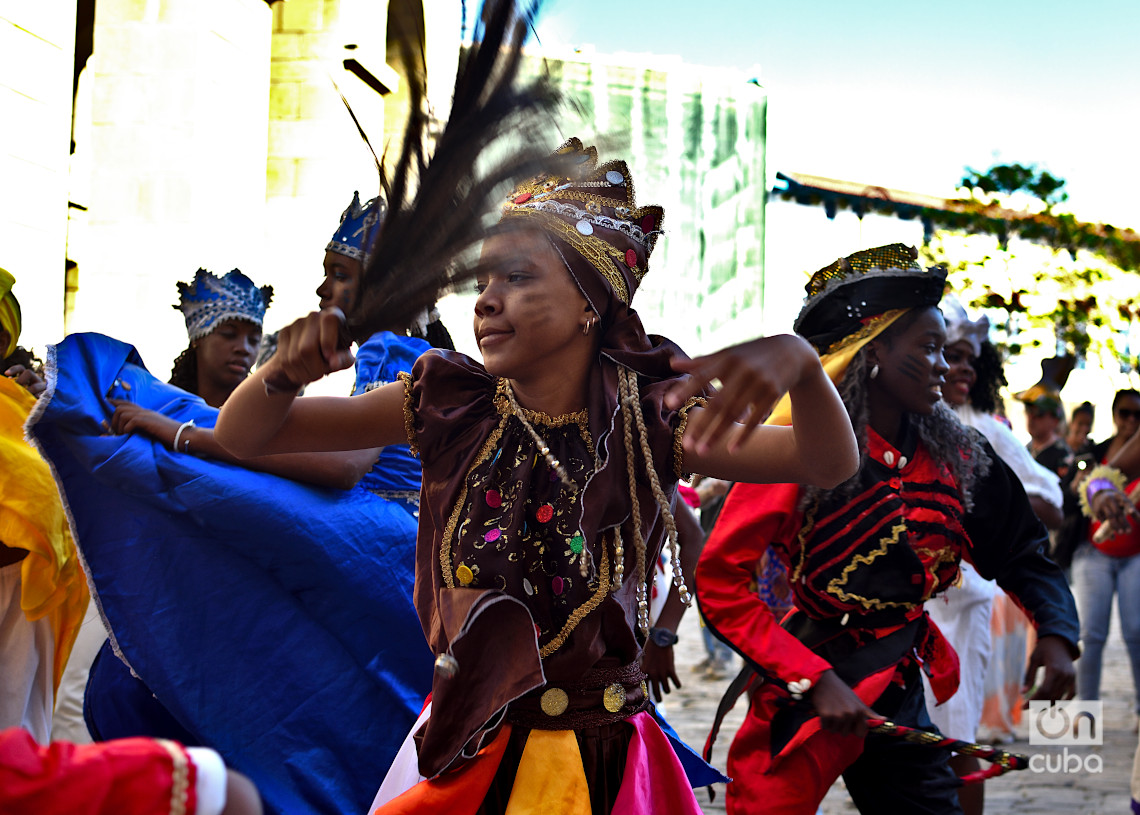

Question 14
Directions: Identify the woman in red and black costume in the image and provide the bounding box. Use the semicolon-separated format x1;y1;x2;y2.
696;244;1079;815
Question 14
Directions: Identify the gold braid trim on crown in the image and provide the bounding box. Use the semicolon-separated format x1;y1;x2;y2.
502;208;632;304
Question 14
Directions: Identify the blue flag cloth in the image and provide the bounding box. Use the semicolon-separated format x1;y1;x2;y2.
653;706;732;788
28;333;433;815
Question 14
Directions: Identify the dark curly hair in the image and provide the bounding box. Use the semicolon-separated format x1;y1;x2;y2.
968;341;1007;415
169;343;198;395
800;312;992;513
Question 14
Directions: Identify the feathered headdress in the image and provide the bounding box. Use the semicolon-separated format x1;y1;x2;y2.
347;0;559;342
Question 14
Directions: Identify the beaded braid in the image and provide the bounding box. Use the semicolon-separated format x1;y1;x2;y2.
501;379;592;577
500;380;574;489
501;367;694;637
622;368;691;605
616;369;646;627
617;366;693;637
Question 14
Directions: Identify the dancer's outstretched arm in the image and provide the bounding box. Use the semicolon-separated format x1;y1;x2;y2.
668;334;858;489
110;401;379;489
216;309;409;458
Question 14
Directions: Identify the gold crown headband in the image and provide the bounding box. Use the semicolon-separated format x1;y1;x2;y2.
499;139;664;306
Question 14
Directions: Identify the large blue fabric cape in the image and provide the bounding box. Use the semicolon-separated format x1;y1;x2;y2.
29;333;433;815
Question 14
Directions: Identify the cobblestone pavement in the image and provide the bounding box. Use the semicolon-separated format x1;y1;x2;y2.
662;607;1134;814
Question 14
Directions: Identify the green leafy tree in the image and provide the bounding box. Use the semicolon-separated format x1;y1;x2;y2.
923;163;1140;373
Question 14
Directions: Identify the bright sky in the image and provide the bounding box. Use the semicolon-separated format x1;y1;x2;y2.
532;0;1140;228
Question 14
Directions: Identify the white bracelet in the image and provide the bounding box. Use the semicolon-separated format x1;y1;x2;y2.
173;420;195;453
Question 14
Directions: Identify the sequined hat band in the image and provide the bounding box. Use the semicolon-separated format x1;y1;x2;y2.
793;243;948;352
327;191;386;266
174;268;273;341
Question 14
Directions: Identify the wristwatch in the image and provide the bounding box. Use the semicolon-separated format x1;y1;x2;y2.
649;627;678;648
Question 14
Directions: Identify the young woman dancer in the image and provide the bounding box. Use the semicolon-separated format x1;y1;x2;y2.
695;244;1079;815
103;268;378;488
214;139;859;814
166;269;269;408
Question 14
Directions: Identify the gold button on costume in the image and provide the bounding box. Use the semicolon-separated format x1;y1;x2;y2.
540;688;569;717
602;683;626;713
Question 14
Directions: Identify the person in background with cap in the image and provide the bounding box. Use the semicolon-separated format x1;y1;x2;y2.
0;268;89;744
1022;389;1072;484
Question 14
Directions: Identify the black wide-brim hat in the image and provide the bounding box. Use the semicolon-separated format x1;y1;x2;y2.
793;243;948;353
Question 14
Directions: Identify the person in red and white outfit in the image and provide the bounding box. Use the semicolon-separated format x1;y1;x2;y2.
696;244;1079;815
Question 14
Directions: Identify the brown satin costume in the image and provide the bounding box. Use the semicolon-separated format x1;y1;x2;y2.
391;139;707;813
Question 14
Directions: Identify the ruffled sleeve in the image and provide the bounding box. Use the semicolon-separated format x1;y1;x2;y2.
404;351;499;470
353;331;429;395
960;406;1062;508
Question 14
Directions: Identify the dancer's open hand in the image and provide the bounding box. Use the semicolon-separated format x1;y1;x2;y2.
665;335;817;455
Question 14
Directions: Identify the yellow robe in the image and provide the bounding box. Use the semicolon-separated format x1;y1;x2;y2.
0;376;89;693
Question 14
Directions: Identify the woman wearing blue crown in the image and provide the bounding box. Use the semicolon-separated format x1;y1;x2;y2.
317;190;455;515
29;223;439;814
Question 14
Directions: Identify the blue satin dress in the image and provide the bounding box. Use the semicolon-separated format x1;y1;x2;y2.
29;332;433;815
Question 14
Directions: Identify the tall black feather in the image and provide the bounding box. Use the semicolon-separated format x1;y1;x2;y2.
349;0;558;342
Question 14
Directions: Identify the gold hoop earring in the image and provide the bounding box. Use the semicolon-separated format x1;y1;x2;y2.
582;317;596;336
